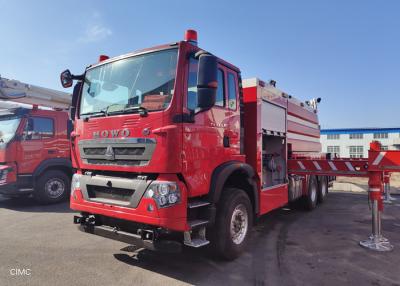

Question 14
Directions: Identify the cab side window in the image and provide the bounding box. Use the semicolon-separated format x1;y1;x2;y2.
215;69;225;107
227;72;237;110
187;58;225;110
24;117;54;140
187;58;198;111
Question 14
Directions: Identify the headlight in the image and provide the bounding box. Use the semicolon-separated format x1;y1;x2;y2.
145;181;181;208
71;173;81;193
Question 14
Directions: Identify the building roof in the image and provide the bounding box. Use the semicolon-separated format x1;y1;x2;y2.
321;127;400;135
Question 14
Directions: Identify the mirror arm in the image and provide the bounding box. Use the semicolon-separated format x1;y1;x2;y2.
71;74;84;81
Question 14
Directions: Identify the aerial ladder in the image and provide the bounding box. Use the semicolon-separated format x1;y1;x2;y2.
0;76;71;110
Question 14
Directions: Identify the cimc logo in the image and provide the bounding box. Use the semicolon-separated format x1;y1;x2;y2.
9;268;31;276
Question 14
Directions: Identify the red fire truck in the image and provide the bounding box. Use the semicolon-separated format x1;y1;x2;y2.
0;77;72;204
61;30;397;259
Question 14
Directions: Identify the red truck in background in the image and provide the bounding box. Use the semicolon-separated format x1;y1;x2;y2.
0;77;72;204
61;30;329;260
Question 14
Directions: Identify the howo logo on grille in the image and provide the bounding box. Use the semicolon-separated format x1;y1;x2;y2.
105;145;115;161
93;129;130;138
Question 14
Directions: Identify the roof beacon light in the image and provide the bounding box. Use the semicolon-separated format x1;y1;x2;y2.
99;55;110;62
184;30;198;46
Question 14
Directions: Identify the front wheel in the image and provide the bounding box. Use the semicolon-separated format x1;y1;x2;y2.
211;188;253;260
34;170;70;204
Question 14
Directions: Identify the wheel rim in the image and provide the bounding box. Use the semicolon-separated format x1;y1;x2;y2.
45;178;65;199
230;204;248;245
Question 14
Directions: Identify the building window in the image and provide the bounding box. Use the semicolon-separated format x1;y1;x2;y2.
373;133;388;139
327;146;340;156
349;146;363;158
349;133;363;139
327;134;340;140
381;145;389;151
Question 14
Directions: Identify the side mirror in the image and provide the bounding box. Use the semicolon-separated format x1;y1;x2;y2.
70;81;82;120
60;70;73;88
197;54;217;110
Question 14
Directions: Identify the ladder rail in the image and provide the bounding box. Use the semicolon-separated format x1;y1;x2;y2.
0;77;71;109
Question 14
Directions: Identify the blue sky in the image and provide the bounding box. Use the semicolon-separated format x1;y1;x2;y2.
0;0;398;128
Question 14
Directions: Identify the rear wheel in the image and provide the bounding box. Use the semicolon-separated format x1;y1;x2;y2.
34;170;70;204
317;176;328;203
303;176;318;210
211;188;253;260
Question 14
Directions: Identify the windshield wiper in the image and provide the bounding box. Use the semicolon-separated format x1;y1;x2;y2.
80;110;106;118
106;105;148;117
81;105;148;119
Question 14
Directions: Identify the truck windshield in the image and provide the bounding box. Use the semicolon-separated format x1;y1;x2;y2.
80;48;178;117
0;117;21;145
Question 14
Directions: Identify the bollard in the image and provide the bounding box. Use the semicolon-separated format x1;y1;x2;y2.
359;170;393;251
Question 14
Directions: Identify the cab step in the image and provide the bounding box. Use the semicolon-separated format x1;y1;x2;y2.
188;200;211;209
189;219;209;229
184;226;210;248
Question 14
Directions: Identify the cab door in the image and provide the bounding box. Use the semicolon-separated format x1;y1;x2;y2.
18;116;56;174
182;57;241;197
222;68;240;155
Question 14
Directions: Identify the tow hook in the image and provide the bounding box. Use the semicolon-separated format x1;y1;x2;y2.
73;215;95;225
138;229;154;241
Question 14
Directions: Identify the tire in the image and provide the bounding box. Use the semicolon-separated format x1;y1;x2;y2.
303;176;318;211
33;170;70;204
317;176;328;204
211;188;253;260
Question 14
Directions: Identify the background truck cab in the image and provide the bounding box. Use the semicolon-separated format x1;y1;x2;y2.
0;106;72;203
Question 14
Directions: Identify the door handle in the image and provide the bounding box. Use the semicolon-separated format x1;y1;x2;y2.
48;149;57;154
223;136;230;148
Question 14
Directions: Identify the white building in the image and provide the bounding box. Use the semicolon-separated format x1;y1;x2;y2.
320;128;400;158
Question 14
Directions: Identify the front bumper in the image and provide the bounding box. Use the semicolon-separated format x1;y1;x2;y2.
74;215;182;252
0;181;33;196
70;173;188;232
0;182;19;195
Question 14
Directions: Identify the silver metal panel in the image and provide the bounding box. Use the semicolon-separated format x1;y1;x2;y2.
261;99;286;133
79;174;151;208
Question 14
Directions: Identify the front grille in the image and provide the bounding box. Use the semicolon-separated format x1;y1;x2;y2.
87;185;134;202
114;147;145;156
78;138;156;167
83;147;145;156
86;159;145;166
83;148;106;155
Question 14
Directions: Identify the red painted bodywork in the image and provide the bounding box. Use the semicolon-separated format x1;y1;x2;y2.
0;109;70;186
70;39;323;230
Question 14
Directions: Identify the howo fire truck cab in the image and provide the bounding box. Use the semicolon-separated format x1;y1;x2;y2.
62;30;328;259
0;78;72;203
